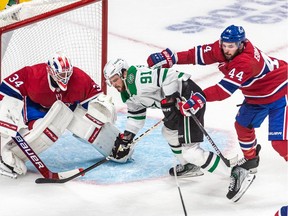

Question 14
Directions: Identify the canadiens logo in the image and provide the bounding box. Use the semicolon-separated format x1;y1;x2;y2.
56;93;62;100
126;73;135;84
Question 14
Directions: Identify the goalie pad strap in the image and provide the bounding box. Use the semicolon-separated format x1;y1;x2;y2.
88;127;101;143
84;113;104;128
0;120;18;132
43;127;58;142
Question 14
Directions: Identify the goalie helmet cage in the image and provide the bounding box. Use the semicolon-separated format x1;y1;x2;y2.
0;0;108;93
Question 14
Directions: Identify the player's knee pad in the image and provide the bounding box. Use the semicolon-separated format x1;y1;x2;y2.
162;126;178;146
8;100;74;161
272;140;288;161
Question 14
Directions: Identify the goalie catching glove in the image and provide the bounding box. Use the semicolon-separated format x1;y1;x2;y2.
147;48;177;68
110;131;135;163
178;92;206;116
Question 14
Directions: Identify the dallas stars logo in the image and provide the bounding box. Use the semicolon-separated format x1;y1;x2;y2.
126;73;135;84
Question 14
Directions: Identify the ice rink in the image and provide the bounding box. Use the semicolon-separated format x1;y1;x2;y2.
0;0;287;215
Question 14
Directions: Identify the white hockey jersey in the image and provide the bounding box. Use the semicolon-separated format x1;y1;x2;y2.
121;65;190;135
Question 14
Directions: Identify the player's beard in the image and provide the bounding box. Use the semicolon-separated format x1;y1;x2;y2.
115;83;126;92
224;50;238;60
223;47;243;61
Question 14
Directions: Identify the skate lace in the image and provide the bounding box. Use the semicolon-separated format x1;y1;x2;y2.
228;174;236;191
237;158;247;166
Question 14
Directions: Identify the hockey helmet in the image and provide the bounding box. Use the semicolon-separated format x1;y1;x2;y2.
103;58;129;86
220;25;246;44
47;52;73;91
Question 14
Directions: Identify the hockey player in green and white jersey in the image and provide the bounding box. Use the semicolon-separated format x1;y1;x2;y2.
104;58;230;178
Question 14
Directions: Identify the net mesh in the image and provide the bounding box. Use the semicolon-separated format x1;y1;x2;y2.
0;0;106;87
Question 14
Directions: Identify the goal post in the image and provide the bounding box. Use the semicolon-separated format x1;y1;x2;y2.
0;0;108;93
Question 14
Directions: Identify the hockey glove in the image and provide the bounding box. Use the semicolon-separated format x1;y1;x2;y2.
178;92;206;116
147;48;177;68
111;131;135;160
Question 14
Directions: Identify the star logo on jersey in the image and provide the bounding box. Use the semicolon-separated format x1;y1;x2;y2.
126;73;135;84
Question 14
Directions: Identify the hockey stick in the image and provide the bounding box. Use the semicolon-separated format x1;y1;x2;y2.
129;119;163;145
35;119;163;184
173;160;188;216
12;132;83;179
35;157;109;184
188;113;231;167
173;93;232;167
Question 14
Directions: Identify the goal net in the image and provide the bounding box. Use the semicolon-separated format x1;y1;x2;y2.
0;0;108;92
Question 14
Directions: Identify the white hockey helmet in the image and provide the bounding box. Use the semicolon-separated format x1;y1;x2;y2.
103;58;129;86
47;52;73;91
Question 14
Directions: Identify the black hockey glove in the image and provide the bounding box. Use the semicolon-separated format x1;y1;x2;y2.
160;96;180;130
111;131;135;160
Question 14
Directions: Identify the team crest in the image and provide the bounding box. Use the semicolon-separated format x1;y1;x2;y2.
126;73;135;84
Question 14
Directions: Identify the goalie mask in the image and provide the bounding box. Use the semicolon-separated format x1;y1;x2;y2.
103;58;129;86
47;52;73;91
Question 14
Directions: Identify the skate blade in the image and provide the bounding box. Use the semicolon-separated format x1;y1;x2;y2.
175;170;204;178
232;174;256;202
0;168;18;179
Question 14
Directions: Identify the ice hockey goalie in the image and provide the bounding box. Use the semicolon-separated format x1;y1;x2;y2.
0;94;120;179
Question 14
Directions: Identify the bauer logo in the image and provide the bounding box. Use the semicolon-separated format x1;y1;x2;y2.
15;134;45;169
269;132;282;136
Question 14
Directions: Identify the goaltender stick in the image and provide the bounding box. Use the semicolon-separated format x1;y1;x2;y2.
0;52;119;178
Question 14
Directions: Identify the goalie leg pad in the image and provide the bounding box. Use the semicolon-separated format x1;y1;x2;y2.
67;105;104;142
67;105;120;157
91;122;120;157
6;100;74;161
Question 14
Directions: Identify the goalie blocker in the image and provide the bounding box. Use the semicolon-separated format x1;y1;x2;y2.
0;94;120;177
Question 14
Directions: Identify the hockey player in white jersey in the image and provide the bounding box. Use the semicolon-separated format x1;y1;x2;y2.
104;58;232;179
104;58;256;201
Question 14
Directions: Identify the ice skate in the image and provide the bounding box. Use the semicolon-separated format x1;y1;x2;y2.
238;144;261;174
169;163;204;178
0;160;17;179
226;166;255;202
